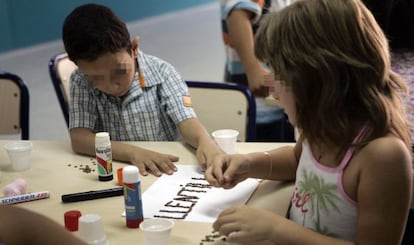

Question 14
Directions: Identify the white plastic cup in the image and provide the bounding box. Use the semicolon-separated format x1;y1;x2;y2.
140;218;174;245
212;129;239;154
77;214;109;245
4;141;32;171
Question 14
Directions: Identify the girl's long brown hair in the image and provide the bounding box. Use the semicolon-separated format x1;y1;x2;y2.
255;0;411;155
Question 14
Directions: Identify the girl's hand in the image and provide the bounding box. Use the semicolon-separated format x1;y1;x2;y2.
205;154;251;188
213;205;278;243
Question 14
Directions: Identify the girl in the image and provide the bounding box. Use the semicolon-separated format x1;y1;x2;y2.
206;0;413;244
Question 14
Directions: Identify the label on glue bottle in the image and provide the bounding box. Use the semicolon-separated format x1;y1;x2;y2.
123;166;144;228
95;132;113;181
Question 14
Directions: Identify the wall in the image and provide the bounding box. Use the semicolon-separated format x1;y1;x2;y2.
0;0;214;54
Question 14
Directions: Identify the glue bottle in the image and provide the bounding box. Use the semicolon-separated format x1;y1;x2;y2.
123;166;144;228
95;132;113;181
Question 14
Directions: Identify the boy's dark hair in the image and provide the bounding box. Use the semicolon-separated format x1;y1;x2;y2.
62;3;132;62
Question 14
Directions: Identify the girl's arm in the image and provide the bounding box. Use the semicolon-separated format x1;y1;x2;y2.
214;205;354;244
353;137;412;244
206;140;301;188
248;141;302;181
273;137;412;244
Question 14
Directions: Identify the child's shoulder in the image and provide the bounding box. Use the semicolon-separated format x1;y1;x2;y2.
140;51;175;71
70;69;89;88
357;136;411;171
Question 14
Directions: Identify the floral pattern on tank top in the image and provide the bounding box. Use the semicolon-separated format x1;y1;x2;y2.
289;141;358;240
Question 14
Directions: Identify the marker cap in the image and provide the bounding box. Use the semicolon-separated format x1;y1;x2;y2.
117;167;124;186
64;210;82;232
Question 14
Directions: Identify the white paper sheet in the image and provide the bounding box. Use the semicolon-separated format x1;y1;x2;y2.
142;165;260;223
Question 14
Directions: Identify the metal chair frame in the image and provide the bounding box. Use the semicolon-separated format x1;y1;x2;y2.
186;81;256;141
48;52;76;127
0;72;30;140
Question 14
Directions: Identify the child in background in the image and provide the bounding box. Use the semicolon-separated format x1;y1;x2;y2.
62;4;223;176
206;0;413;243
220;0;295;142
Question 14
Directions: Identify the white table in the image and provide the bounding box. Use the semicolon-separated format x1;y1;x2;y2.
0;140;294;245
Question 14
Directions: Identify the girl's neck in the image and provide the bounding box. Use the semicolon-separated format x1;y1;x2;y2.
311;142;342;167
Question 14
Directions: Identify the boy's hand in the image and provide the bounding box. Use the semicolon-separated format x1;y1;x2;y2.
195;138;224;170
129;150;179;176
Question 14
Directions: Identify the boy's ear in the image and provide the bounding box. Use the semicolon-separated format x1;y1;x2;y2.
131;36;140;56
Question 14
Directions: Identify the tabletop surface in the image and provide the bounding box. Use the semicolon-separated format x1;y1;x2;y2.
0;140;295;245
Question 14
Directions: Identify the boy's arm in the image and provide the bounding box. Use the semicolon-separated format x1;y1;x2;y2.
177;118;224;168
69;128;179;176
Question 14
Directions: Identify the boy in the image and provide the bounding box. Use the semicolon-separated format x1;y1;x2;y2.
62;3;222;176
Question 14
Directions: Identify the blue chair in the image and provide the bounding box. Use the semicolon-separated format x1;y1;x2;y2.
0;72;30;140
186;81;256;141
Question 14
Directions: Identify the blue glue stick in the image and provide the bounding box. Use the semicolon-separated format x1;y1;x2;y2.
123;166;144;228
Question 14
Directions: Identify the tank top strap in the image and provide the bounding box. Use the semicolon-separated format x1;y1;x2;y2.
338;126;369;170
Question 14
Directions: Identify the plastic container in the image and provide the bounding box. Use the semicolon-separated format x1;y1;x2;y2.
4;141;33;171
211;129;239;153
140;218;174;245
77;214;109;245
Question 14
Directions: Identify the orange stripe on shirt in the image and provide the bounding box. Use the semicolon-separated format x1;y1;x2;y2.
252;0;265;9
222;32;233;48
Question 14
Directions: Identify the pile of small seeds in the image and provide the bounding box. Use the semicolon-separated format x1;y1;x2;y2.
67;158;96;174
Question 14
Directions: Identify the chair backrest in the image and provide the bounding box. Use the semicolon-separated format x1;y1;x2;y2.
48;52;77;127
186;81;256;142
0;72;30;140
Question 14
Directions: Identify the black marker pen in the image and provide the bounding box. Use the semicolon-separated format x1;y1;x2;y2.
61;187;123;203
